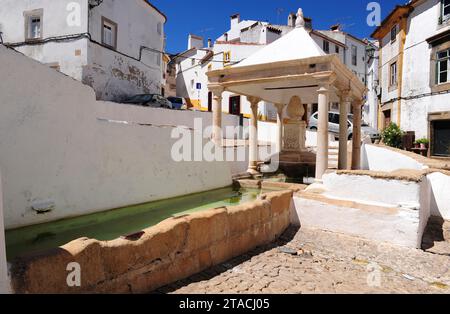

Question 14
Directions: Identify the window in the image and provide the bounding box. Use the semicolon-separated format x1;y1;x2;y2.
223;51;231;65
157;22;162;36
25;9;43;41
390;25;397;43
335;46;340;54
190;79;195;91
323;40;330;53
102;17;117;49
191;59;196;66
229;96;241;115
208;92;213;112
442;0;450;23
390;62;398;86
351;45;358;66
437;49;450;84
30;17;41;38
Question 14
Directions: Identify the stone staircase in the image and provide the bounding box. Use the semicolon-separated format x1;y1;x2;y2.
328;145;339;169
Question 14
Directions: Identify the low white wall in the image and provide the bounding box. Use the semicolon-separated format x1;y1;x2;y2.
361;144;424;171
293;196;425;248
319;172;431;248
96;101;245;137
362;144;450;220
428;172;450;220
323;173;422;207
0;46;236;229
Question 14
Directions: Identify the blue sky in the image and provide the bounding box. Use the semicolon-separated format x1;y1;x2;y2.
151;0;403;54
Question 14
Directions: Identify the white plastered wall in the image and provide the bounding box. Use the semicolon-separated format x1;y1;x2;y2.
0;46;236;229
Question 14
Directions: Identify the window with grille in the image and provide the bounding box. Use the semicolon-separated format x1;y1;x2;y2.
390;25;397;43
390;62;398;86
102;17;117;49
323;40;330;53
437;49;450;84
351;45;357;66
442;0;450;22
24;10;43;41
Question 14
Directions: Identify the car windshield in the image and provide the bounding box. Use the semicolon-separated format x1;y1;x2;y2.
125;95;153;103
168;97;182;104
348;114;369;127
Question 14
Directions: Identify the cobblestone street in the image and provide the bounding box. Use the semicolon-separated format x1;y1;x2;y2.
157;226;450;294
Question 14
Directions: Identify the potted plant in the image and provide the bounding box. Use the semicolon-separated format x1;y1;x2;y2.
416;138;430;150
381;123;404;149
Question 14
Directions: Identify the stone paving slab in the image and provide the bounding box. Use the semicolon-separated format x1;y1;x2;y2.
156;227;450;294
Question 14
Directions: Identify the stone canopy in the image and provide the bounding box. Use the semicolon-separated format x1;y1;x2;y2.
206;8;367;180
207;9;366;105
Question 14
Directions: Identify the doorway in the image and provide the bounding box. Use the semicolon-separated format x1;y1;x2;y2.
431;119;450;157
208;91;212;112
229;95;241;116
383;109;391;128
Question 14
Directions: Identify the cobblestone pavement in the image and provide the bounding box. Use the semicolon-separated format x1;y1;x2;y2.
157;226;450;294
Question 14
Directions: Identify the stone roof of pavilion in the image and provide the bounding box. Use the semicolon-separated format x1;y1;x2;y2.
234;8;326;68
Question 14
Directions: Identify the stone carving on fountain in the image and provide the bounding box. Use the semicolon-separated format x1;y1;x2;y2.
283;96;307;153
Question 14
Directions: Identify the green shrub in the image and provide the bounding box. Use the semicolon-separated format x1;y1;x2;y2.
415;138;430;145
381;123;404;148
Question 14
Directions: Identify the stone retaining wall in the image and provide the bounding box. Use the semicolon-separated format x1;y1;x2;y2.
10;190;293;294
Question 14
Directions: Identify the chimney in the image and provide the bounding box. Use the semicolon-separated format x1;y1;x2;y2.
230;13;240;29
330;24;341;32
207;38;212;48
304;17;313;31
287;12;297;28
188;34;204;50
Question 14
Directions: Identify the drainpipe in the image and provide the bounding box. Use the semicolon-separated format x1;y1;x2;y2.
0;171;10;294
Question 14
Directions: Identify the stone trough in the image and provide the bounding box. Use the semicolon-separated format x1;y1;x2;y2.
10;190;294;294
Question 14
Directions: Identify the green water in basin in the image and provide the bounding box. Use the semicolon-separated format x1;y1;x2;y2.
6;187;263;261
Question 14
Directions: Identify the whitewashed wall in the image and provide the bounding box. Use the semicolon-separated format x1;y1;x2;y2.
0;46;235;229
361;144;424;171
362;144;450;220
86;0;165;100
401;0;450;138
428;172;450;219
0;0;89;82
0;0;165;102
0;0;89;42
0;173;10;293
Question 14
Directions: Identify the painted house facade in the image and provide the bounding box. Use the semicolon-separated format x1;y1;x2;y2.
175;13;371;123
0;0;166;101
373;0;450;157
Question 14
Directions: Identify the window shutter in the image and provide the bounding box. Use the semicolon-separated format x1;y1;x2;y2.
436;59;439;84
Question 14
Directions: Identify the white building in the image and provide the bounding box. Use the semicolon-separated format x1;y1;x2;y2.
175;12;371;122
0;0;166;101
373;0;450;157
365;41;380;129
175;15;276;121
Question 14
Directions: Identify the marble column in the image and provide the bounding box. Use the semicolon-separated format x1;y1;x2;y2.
211;87;223;145
351;99;363;170
247;97;260;174
338;91;351;170
315;84;330;180
275;104;284;153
